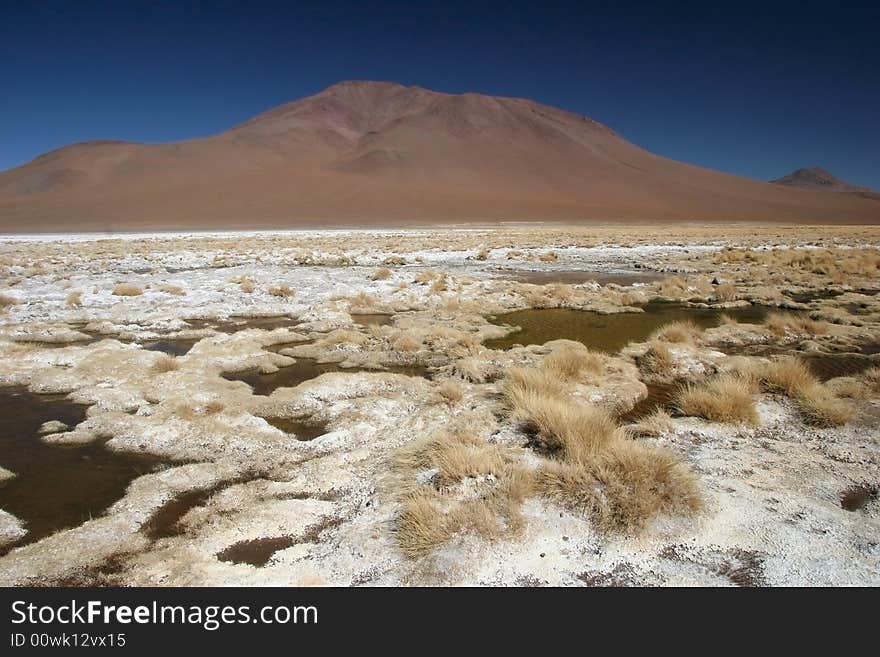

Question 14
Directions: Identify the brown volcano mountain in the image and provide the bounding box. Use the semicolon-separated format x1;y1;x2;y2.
0;80;877;231
771;167;878;199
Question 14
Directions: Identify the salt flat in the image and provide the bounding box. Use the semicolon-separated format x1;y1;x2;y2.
0;225;877;586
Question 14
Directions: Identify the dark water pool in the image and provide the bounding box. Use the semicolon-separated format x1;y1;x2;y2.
485;302;778;353
0;387;166;554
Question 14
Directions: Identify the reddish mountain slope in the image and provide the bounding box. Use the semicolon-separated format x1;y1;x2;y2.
1;80;877;231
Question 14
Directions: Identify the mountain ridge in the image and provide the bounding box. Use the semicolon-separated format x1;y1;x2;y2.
1;80;877;231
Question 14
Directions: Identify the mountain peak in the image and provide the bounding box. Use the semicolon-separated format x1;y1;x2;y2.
771;167;873;193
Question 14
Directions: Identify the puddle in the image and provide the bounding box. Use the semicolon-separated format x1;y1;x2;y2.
263;417;329;441
485;302;777;353
783;289;843;304
143;479;245;540
496;269;662;286
351;314;394;327
185;316;300;333
217;536;296;567
0;387;167;554
216;517;343;566
142;338;200;356
223;358;430;396
618;383;679;423
840;484;878;511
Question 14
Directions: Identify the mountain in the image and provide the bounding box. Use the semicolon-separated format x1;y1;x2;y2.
0;80;877;231
771;167;877;196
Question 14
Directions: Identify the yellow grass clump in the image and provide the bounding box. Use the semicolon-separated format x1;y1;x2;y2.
637;340;675;378
391;432;534;557
500;365;701;532
753;356;854;427
112;282;143;296
65;291;82;308
535;440;701;532
435;379;464;404
150;355;180;374
675;375;759;424
268;284;296;297
764;312;828;338
651;320;702;344
626;408;674;437
541;344;604;380
393;333;422;353
715;282;737;301
159;283;186;296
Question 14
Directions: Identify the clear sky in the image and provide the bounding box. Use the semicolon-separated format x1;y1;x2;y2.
2;0;878;187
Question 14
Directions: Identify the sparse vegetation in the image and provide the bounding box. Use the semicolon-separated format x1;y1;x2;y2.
675;376;759;424
435;379;463;404
158;283;186;296
391;432;533;557
65;291;82;307
112;283;143;296
626;408;674;437
541;344;604;380
150;355;180;374
268;284;296;297
651;320;702;344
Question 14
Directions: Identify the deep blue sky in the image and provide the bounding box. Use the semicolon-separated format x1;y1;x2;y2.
2;1;878;187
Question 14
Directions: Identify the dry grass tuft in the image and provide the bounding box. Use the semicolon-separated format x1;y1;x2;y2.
541;345;604;380
391;432;533;558
65;291;83;308
112;282;143;297
675;375;759;424
715;282;737;301
651;320;702;344
658;276;688;298
371;267;393;281
435;379;464;404
268;284;296;297
764;312;828;338
793;384;855;427
637;340;675;378
536;440;701;532
393;334;422;353
150;355;180;374
626;408;674;437
861;367;880;394
159;283;186;296
429;276;448;294
756;356;814;395
748;356;855;427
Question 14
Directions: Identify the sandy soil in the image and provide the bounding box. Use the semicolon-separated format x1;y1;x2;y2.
0;225;877;586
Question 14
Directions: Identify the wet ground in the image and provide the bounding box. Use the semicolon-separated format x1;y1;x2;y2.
350;314;394;327
618;382;679;423
840;484;878;511
485;302;777;352
223;358;431;396
262;417;329;441
0;387;167;553
494;269;663;286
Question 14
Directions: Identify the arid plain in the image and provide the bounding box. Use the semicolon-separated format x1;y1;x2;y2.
0;224;877;586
